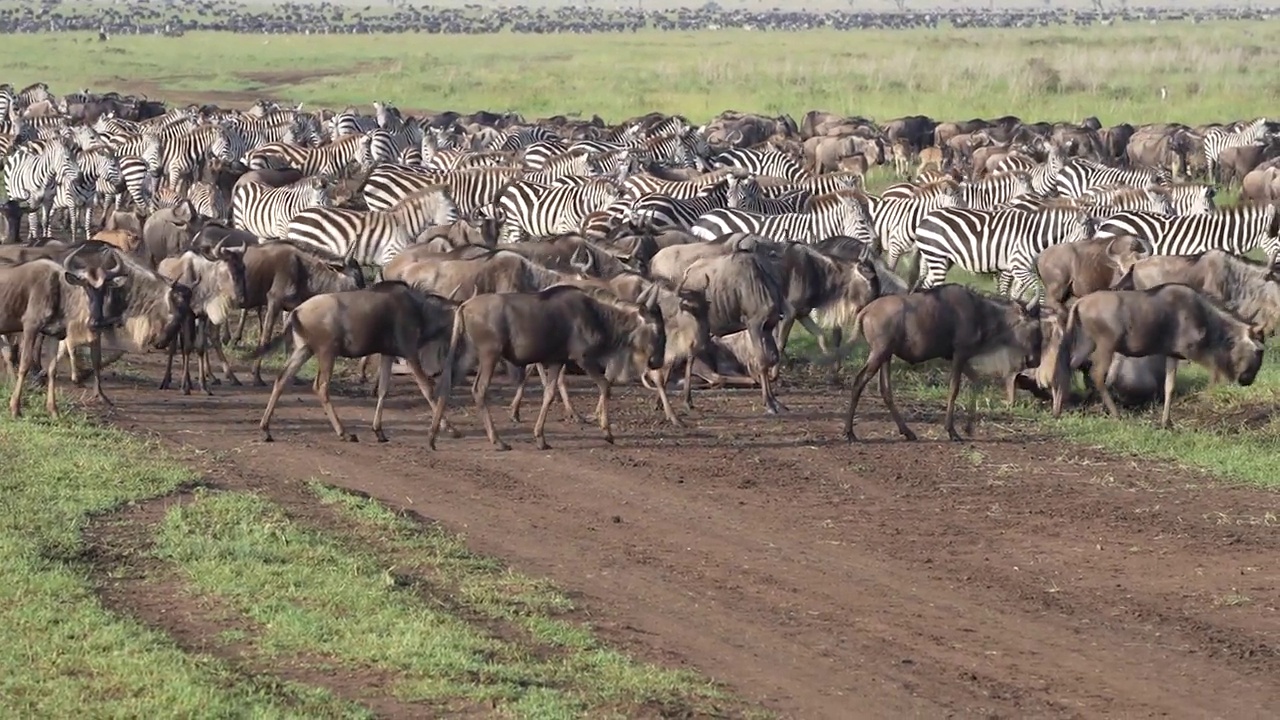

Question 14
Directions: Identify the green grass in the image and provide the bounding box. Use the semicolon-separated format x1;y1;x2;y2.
2;23;1277;122
155;483;742;718
0;399;365;718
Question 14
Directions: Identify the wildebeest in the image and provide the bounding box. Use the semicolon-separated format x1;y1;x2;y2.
825;284;1043;442
1035;234;1151;315
219;240;365;384
51;243;195;409
255;281;460;443
0;248;119;417
155;241;247;394
140;200;206;268
426;283;667;451
677;244;788;414
1123;249;1280;337
1042;283;1266;428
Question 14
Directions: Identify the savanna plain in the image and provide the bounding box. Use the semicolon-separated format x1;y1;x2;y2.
2;22;1280;720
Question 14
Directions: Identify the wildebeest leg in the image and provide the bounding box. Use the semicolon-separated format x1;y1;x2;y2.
178;317;195;396
208;322;240;386
682;356;695;410
582;362;614;445
371;355;395;443
313;353;354;442
555;368;583;423
752;326;786;414
258;344;314;443
357;354;375;386
251;300;282;386
961;366;986;436
876;357;916;442
650;367;683;427
843;349;888;442
1159;356;1179;430
942;358;967;442
507;364;530;422
532;363;565;450
9;328;40;418
473;357;510;451
230;308;251;347
1088;349;1121;419
42;333;58;418
159;331;179;390
87;337;113;407
401;351;461;440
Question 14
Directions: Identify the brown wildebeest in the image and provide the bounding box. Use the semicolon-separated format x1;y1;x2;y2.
1124;249;1280;337
90;228;144;254
255;280;460;443
1041;283;1266;428
426;283;667;451
823;283;1043;442
1035;234;1150;315
155;242;247;395
0;249;119;417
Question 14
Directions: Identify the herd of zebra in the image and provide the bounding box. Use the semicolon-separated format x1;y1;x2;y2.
3;1;1274;37
1;82;1278;441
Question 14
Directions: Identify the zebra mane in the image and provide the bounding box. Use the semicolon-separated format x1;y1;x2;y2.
914;178;960;195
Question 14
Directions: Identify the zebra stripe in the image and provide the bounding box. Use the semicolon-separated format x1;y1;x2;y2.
1053;158;1169;198
913;207;1094;299
959;172;1033;210
3;137;79;239
690;191;876;245
711;148;807;182
496;179;620;242
54;145;122;241
1203;118;1269;182
1094;206;1280;261
154;181;229;221
231;177;334;240
867;180;965;268
627;176;753;231
286;185;459;267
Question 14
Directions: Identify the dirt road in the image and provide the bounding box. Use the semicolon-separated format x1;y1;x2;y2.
98;360;1280;719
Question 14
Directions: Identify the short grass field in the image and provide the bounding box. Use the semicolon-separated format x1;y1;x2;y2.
2;19;1280;716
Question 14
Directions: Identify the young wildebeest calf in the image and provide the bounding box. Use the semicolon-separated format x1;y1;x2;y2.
826;283;1043;442
1035;234;1150;315
426;284;667;451
255;280;460;443
1043;283;1266;428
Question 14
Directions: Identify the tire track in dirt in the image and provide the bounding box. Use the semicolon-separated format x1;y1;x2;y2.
97;359;1280;719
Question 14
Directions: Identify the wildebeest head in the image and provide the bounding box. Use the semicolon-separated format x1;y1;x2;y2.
154;279;196;350
631;283;667;373
971;297;1044;378
62;244;128;330
1224;321;1266;388
210;237;250;308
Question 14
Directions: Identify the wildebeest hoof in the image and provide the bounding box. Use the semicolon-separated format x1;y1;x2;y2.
564;414;585;424
158;379;171;390
494;441;512;451
341;432;358;442
181;386;192;397
843;430;858;443
227;376;242;387
535;439;551;450
252;378;266;387
374;430;389;443
902;429;919;441
948;431;964;442
669;417;686;428
509;412;522;423
262;431;274;443
602;435;615;445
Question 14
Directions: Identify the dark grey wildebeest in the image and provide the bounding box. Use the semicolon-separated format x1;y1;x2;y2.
255;280;461;443
1042;283;1266;428
426;283;667;452
824;283;1043;442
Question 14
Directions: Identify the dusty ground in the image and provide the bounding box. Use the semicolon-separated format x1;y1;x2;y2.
74;351;1280;720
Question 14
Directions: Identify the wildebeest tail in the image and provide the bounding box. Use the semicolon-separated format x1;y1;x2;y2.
813;302;869;368
1044;301;1083;415
248;311;297;360
433;302;468;404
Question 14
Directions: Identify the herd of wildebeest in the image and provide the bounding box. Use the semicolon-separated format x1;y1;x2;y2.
0;82;1277;449
1;0;1276;36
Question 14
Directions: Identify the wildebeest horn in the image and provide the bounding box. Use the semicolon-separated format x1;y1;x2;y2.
212;237;226;257
62;242;89;269
570;245;595;274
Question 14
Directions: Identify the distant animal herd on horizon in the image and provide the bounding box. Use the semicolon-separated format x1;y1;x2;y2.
0;81;1277;449
0;0;1276;37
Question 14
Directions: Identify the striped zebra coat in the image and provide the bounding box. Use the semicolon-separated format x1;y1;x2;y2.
866;179;965;269
710;148;808;182
286;185;459;267
231;177;334;240
495;179;620;242
626;175;753;231
1093;205;1280;262
913;206;1094;300
1203;118;1270;183
690;190;877;246
3;136;79;239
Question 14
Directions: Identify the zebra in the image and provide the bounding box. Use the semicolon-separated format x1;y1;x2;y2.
331;108;378;138
1079;185;1175;215
913;207;1094;300
959;171;1033;210
636;129;710;170
160;125;234;194
1162;183;1216;214
626;175;755;231
495;178;620;243
2;136;80;239
0;82;52;117
518;139;573;171
286;185;459;267
113;155;157;212
1093;206;1280;262
104;131;162;177
231;177;334;240
710;147;807;182
1203;118;1269;183
690;190;878;246
993;143;1067;196
54;145;122;241
620;169;728;200
1053;158;1169;198
154;181;229;221
496;126;561;152
246;133;372;180
364;166;520;219
867;179;966;269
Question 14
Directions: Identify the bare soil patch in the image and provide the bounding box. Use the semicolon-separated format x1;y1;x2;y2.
79;351;1280;719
